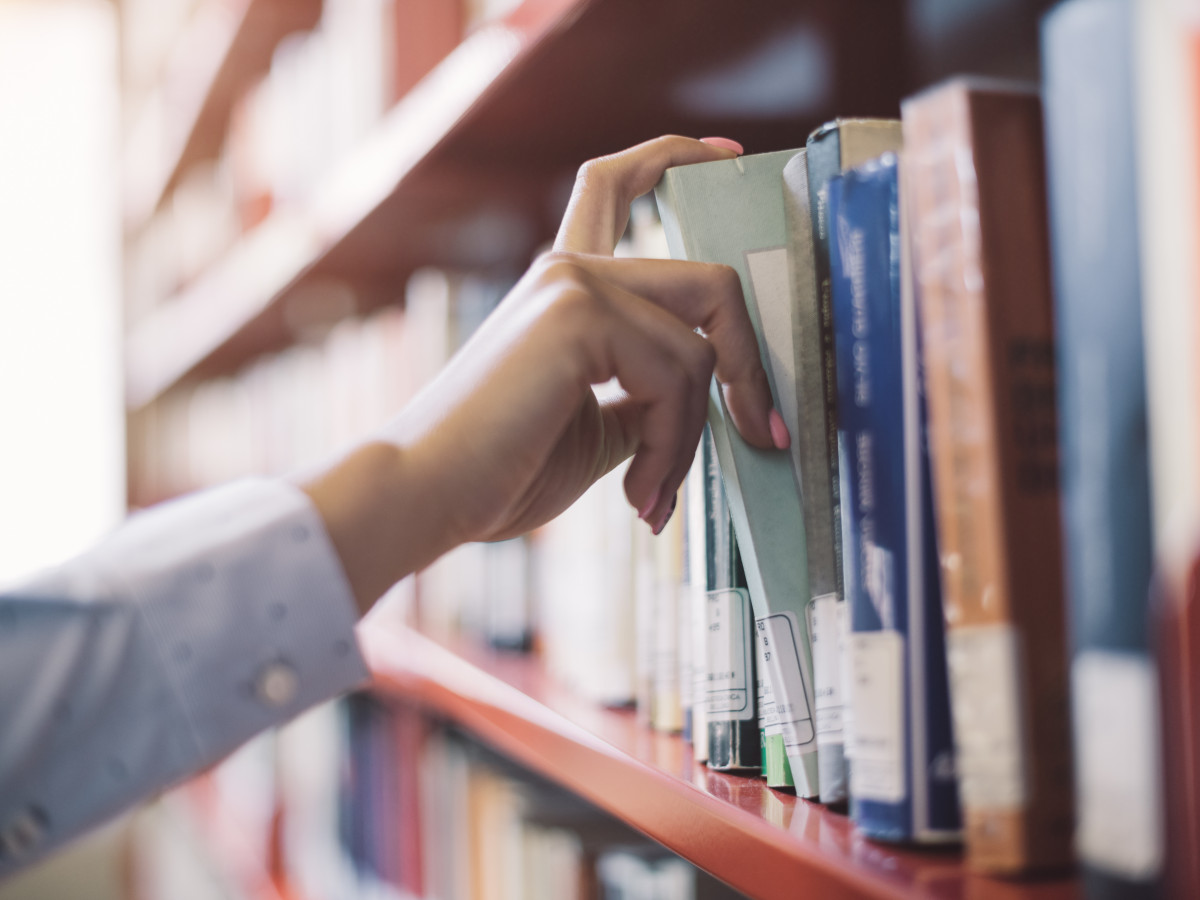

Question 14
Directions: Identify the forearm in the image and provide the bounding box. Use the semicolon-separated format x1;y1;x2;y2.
295;440;463;617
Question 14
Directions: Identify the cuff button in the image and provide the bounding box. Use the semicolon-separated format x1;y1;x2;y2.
0;807;47;861
254;660;298;708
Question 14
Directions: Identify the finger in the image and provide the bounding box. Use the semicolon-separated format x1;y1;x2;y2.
596;300;714;529
554;253;777;450
600;387;706;533
554;135;740;256
558;278;716;526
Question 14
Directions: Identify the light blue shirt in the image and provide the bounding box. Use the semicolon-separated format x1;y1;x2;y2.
0;478;370;878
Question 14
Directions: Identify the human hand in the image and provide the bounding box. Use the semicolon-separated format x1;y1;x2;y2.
301;135;787;611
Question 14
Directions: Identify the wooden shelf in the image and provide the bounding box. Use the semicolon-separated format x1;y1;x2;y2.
124;0;912;408
361;623;1081;900
123;0;322;233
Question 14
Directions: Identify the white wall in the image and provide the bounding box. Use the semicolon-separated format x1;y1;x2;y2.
0;0;124;588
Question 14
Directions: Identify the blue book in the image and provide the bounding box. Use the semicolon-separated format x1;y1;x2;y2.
1043;0;1164;892
828;155;959;843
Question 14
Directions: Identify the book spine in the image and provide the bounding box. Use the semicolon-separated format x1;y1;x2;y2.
829;162;911;841
1154;550;1200;899
804;128;847;599
756;623;795;790
652;509;685;733
1135;1;1200;891
702;428;761;773
803;121;903;805
483;538;532;652
902;158;962;843
704;393;814;790
1042;0;1165;892
687;442;711;762
903;81;1073;873
784;150;847;805
705;583;760;773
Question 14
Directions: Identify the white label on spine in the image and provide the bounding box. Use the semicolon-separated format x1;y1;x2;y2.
757;611;816;751
811;593;844;741
839;602;856;759
1073;651;1164;880
706;588;754;720
848;630;905;802
945;624;1027;809
755;628;781;735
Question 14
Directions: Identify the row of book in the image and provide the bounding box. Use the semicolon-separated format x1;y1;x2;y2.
158;696;744;899
635;0;1198;895
124;0;514;324
130;0;1200;894
345;703;744;900
128;267;506;504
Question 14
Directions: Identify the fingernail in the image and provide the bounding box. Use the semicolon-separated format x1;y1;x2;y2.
639;485;662;521
653;493;678;536
700;137;743;155
768;408;791;450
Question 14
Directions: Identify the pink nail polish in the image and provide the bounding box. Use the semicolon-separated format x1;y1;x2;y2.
769;409;791;450
700;136;744;155
639;485;662;520
653;497;676;536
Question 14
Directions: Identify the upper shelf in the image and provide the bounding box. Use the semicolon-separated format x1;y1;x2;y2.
123;0;322;233
123;0;912;408
362;622;1081;900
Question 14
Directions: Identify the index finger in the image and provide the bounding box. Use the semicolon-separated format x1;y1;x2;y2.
554;135;741;255
555;254;777;450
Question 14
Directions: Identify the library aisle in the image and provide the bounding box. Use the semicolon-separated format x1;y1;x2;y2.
6;0;1162;896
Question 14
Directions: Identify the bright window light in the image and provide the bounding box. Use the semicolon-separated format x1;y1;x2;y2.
0;0;123;587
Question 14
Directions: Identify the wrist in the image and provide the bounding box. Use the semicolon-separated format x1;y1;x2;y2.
295;440;462;616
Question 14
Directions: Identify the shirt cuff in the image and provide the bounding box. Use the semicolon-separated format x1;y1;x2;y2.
94;477;371;765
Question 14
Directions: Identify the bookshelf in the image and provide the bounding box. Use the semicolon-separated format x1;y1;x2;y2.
123;0;323;232
123;0;914;408
364;623;1079;900
120;0;1079;896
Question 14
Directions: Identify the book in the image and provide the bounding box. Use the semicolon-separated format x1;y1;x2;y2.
802;118;902;806
653;509;686;733
700;428;760;774
1042;0;1166;892
706;583;759;775
1134;0;1200;893
656;149;820;796
685;444;710;762
756;622;795;790
1155;547;1200;900
537;465;637;707
386;0;463;104
827;154;960;843
902;78;1074;873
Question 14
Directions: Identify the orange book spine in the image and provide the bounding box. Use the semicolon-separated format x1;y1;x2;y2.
902;80;1073;874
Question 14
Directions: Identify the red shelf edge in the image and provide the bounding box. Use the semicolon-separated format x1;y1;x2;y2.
361;623;1081;900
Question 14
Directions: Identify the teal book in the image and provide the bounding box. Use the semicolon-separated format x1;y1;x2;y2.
656;149;820;797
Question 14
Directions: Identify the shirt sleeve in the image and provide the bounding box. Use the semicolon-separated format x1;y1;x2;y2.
0;478;371;877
